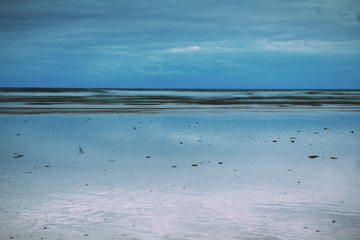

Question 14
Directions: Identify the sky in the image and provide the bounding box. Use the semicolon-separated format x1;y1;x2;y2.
0;0;360;89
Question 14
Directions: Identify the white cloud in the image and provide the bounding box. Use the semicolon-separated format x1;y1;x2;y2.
254;39;360;54
169;46;201;53
134;66;183;75
167;45;240;54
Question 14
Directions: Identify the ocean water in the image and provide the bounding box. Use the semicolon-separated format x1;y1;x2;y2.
1;88;360;113
0;88;360;240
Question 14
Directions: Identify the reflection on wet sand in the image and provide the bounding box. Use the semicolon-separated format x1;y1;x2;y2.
0;90;360;239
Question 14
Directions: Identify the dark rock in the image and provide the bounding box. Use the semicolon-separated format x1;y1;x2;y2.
308;155;319;159
218;162;223;165
192;164;197;167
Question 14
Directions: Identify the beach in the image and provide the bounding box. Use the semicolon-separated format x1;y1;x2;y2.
0;89;360;239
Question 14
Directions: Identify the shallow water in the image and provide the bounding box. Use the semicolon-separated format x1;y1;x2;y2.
0;111;360;239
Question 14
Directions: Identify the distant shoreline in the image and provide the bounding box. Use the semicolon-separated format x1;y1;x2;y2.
1;89;359;114
1;87;360;92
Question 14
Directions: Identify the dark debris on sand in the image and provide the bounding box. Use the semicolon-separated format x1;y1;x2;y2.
79;146;85;154
308;155;320;159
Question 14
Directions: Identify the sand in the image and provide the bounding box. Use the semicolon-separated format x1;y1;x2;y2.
0;110;360;239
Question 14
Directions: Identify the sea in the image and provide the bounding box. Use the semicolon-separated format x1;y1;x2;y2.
0;88;359;113
1;88;360;239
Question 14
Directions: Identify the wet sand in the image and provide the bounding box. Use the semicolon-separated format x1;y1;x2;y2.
0;110;360;240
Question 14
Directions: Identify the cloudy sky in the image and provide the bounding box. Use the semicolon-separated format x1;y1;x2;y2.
0;0;359;88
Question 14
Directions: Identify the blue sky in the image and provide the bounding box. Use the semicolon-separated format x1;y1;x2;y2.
0;0;359;89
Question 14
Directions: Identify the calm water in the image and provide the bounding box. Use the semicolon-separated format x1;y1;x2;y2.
0;88;360;239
